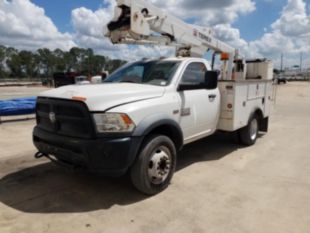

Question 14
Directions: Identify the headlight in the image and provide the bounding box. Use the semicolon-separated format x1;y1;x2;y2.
93;113;135;133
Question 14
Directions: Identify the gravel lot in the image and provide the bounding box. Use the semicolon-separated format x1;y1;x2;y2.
0;82;309;233
0;86;50;100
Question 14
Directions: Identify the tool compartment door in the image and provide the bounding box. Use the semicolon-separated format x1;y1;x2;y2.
247;83;266;100
218;80;272;132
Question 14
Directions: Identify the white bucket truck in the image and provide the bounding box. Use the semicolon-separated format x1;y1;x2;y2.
33;0;274;194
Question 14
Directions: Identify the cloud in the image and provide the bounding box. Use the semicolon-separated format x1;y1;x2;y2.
272;0;310;37
213;24;248;50
0;0;76;50
206;0;310;68
249;0;310;67
150;0;256;25
71;2;119;52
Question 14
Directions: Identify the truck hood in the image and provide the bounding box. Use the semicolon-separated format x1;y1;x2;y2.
39;83;165;111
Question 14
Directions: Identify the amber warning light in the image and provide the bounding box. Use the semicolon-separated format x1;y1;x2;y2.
221;53;230;61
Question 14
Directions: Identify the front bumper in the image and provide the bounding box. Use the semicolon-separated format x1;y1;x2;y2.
33;126;142;176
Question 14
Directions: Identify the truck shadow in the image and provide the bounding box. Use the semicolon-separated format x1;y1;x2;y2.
0;132;251;213
177;132;240;171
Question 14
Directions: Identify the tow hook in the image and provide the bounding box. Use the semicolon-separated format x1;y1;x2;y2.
34;152;47;159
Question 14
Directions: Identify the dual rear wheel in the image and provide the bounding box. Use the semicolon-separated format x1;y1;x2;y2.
239;115;259;146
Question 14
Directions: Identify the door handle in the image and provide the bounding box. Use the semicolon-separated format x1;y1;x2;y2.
208;94;217;99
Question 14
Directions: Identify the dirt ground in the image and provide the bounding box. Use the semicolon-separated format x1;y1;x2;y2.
0;86;50;100
0;82;309;233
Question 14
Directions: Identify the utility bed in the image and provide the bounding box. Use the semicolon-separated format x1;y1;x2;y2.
217;80;273;131
217;60;274;132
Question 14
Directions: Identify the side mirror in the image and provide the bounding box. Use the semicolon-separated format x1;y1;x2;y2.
205;71;218;89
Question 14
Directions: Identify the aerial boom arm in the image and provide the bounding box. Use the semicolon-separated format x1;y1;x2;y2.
106;0;237;79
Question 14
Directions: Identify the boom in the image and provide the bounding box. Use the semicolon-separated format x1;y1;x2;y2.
106;0;238;79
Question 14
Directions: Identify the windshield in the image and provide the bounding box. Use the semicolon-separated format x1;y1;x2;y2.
104;60;180;86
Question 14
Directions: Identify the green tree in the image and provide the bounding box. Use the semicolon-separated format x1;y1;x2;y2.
0;45;7;78
107;59;126;73
92;55;107;74
19;50;38;78
69;47;85;72
53;49;66;72
37;48;55;77
6;47;23;78
80;48;95;75
0;44;127;79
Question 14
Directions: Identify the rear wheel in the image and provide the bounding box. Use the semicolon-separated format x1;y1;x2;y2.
239;115;259;146
130;135;176;195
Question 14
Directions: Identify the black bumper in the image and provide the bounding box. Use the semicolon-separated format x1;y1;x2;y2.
33;126;143;176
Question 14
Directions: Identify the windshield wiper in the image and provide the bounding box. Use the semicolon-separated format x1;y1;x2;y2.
120;80;138;83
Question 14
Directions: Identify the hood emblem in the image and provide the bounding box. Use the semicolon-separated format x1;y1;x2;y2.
49;112;56;123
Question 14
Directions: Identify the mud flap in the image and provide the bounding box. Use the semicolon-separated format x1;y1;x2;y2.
259;117;269;132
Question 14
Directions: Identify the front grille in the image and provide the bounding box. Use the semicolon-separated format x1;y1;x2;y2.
36;97;95;139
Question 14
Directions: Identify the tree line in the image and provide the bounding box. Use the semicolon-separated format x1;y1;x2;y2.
0;45;127;79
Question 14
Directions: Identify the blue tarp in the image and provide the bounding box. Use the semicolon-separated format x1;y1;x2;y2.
0;97;37;116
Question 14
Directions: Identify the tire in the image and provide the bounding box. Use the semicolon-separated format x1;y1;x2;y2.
239;115;259;146
130;135;177;195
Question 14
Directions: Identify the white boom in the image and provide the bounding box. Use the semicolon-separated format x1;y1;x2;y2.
106;0;238;80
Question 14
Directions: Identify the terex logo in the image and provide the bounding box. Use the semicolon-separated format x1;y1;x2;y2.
193;29;212;43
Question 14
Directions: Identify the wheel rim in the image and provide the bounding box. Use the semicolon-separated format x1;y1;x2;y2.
148;146;171;185
250;118;258;141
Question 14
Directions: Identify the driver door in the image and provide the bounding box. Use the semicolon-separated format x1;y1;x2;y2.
178;62;219;143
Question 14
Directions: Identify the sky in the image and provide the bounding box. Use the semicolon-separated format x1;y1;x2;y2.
0;0;309;68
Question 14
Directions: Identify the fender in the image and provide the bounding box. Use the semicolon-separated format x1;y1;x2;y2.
133;114;184;150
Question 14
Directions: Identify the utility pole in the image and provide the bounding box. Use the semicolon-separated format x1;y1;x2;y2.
300;52;303;73
280;53;283;72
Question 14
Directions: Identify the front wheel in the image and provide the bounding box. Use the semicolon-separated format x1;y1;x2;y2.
130;135;177;195
239;115;259;146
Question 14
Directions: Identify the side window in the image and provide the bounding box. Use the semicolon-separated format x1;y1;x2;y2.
181;62;207;85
